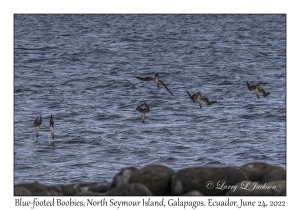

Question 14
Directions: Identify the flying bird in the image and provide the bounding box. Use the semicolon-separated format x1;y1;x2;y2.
34;115;42;138
135;72;174;96
246;81;270;99
197;91;217;109
50;114;54;140
186;90;197;102
136;102;150;124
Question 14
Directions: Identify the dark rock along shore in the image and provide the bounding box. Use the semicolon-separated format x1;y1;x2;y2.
14;162;286;196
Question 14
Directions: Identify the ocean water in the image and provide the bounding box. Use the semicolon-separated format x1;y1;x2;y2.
14;14;286;185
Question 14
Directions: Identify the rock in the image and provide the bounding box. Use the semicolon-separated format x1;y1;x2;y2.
74;183;96;193
76;190;105;196
183;190;204;196
15;181;64;196
240;162;282;182
14;186;32;196
88;182;111;193
47;185;63;194
111;167;138;189
261;168;286;183
13;162;286;196
105;183;153;196
129;164;174;196
16;181;48;193
277;188;286;196
32;191;54;196
72;182;110;195
171;166;247;196
48;190;63;196
60;184;77;196
226;181;273;196
267;180;286;196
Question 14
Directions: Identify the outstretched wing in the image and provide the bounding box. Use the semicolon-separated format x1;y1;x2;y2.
33;117;39;126
135;76;155;81
159;80;174;96
201;98;210;106
209;101;217;105
186;90;192;98
259;88;270;97
34;116;39;126
50;115;54;126
144;102;150;112
202;98;217;106
246;81;258;91
136;104;144;112
186;90;196;101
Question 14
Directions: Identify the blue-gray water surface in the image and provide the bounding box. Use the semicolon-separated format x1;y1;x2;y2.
14;14;286;185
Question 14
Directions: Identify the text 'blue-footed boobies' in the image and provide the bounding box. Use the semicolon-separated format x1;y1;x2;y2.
135;72;174;96
246;81;270;99
136;102;150;124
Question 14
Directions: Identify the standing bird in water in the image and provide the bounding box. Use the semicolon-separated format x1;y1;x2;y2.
136;102;150;124
197;91;217;109
50;114;54;140
34;115;42;138
135;72;174;96
246;81;270;99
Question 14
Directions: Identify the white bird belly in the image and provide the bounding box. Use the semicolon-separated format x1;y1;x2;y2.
50;126;54;138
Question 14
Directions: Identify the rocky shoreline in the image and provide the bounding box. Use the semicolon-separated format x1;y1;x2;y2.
14;162;286;196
